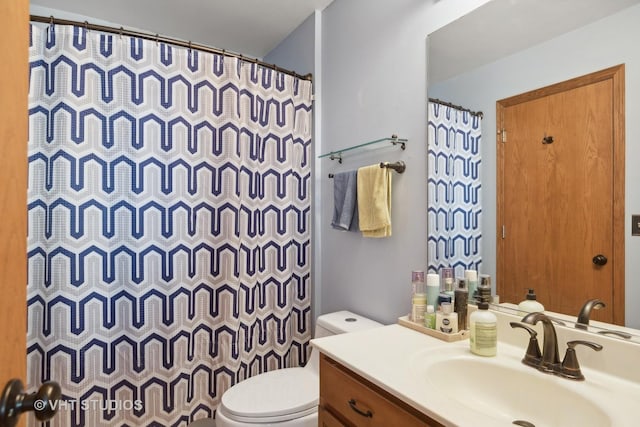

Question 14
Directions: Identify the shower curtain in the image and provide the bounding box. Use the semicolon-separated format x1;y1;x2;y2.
26;23;312;426
427;102;482;277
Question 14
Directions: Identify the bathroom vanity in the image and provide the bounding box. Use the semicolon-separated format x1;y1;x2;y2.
319;353;441;426
311;309;640;427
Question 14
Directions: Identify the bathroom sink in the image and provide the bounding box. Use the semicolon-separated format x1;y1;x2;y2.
426;356;609;427
410;343;638;427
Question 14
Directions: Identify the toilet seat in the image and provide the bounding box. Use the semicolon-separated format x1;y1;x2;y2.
219;367;319;423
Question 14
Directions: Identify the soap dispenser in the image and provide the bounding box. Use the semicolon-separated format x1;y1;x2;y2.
470;302;497;356
518;288;545;314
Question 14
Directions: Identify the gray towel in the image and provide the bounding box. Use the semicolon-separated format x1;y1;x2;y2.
331;170;359;231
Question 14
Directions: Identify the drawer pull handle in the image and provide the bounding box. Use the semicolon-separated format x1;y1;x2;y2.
348;399;373;418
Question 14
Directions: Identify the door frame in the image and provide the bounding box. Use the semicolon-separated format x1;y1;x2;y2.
496;64;625;325
0;1;29;426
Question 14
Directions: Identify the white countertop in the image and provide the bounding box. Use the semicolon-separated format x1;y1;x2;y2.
311;323;640;427
312;324;483;426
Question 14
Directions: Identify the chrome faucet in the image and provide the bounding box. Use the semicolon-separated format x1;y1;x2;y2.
521;312;560;373
576;298;605;329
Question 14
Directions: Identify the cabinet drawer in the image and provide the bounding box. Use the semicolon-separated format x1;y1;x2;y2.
319;404;347;427
320;354;441;427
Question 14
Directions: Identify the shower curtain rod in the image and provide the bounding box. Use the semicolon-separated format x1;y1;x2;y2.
30;15;313;82
429;97;483;118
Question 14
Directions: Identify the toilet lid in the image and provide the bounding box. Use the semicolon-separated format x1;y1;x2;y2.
220;367;319;422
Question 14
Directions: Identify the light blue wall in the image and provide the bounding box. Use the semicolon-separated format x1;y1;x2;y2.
274;0;639;327
429;4;640;328
315;0;489;324
263;14;315;76
264;12;322;324
318;0;429;325
30;0;498;326
30;0;640;332
264;0;492;325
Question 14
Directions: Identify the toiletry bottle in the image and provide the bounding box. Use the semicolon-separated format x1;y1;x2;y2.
436;302;458;334
478;274;492;304
465;269;478;304
411;270;424;293
441;267;455;304
441;267;454;292
411;271;427;323
518;288;545;314
426;273;441;311
424;305;436;329
438;293;452;308
470;301;497;356
454;280;468;331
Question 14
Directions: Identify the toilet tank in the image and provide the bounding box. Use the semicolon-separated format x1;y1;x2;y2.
307;310;383;373
314;310;383;338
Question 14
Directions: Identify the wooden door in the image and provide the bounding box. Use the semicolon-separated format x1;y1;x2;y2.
0;0;29;426
497;65;625;325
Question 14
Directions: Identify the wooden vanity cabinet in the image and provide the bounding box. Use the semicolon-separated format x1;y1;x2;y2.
319;354;444;427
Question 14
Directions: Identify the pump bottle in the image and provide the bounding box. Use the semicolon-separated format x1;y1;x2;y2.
470;302;497;356
518;288;545;314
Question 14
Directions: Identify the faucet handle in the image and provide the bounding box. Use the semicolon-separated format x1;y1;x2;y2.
597;329;632;339
510;322;542;367
561;340;603;380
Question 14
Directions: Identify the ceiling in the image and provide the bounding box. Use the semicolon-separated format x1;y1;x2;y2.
29;0;334;58
428;0;640;85
31;0;640;79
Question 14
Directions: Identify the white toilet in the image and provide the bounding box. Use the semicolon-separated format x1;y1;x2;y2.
215;310;383;427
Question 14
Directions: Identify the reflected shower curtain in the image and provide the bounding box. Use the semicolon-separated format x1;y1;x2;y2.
26;23;312;426
427;102;482;276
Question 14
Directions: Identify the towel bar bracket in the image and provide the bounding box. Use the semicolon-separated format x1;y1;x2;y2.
380;161;406;173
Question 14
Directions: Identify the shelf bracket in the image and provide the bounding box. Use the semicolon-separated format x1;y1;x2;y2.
329;153;343;163
390;134;406;150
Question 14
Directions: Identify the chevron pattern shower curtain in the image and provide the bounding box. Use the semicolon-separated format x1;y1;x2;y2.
26;24;312;426
427;102;482;276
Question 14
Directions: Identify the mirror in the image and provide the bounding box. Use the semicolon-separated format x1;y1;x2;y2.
487;303;640;344
427;0;640;337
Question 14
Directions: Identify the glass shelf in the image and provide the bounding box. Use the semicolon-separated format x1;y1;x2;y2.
318;134;407;163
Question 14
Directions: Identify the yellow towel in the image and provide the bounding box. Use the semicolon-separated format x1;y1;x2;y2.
357;164;392;238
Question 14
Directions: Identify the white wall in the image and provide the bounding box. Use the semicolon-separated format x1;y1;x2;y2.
429;4;640;327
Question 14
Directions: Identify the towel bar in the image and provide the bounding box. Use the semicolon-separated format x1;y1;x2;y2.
328;161;406;178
